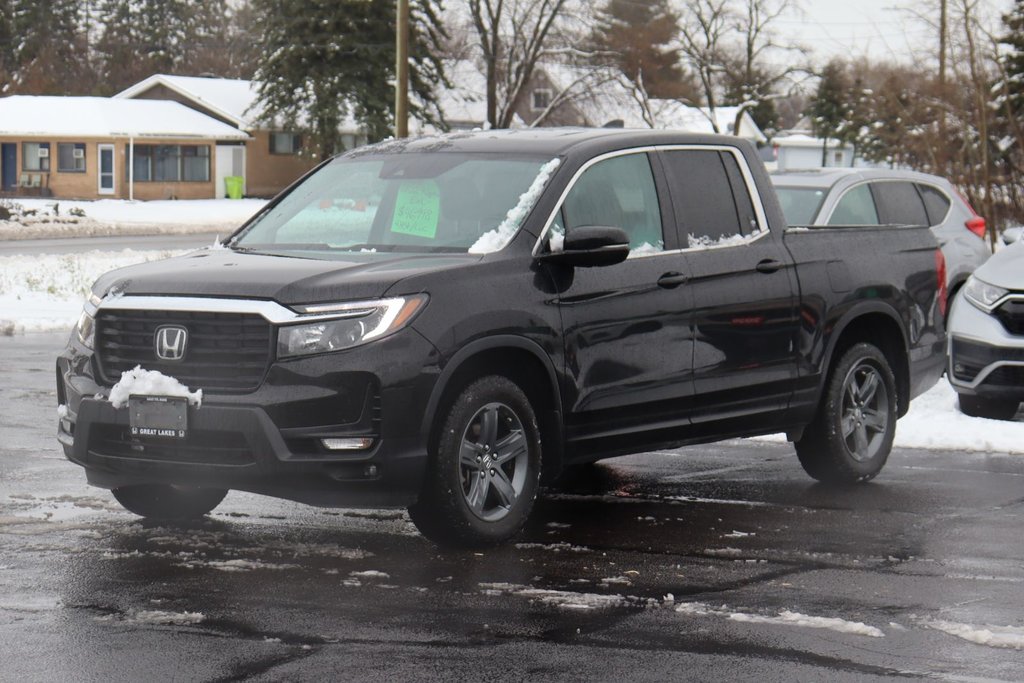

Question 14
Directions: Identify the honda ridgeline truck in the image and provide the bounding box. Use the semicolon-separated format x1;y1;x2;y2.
57;130;947;547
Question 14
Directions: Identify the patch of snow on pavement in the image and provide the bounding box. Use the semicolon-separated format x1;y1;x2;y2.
97;609;205;625
349;570;390;580
752;381;1024;454
926;619;1024;650
675;602;884;637
107;366;202;409
176;559;298;572
479;583;631;610
728;610;885;637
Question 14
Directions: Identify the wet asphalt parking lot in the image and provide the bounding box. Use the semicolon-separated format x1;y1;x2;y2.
2;332;1024;682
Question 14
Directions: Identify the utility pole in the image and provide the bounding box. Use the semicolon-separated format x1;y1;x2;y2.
395;0;410;138
938;0;948;157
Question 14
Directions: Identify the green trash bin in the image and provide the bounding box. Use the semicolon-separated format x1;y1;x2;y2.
224;176;244;199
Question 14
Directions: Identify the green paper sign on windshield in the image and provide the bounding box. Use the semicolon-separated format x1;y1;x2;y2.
390;181;440;238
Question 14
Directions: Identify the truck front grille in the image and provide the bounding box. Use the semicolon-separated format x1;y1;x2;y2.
95;309;272;392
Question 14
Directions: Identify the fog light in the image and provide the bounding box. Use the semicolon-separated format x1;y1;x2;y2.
364;465;378;478
321;437;374;451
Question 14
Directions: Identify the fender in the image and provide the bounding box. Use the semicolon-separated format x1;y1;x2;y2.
815;300;910;399
419;335;563;438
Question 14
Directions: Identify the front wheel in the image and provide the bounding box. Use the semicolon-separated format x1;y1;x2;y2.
795;342;898;484
408;375;542;548
957;394;1020;421
112;484;227;520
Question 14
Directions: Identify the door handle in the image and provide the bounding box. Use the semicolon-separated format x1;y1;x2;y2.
657;272;687;288
755;258;783;274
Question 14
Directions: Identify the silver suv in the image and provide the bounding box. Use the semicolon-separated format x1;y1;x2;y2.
771;168;990;310
946;230;1024;420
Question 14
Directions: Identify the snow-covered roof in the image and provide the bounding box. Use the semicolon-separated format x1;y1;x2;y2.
0;96;250;139
774;133;853;149
115;74;260;128
115;74;362;133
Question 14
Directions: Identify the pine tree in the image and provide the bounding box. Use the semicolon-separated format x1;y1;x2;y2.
593;0;694;100
251;0;446;155
808;60;851;165
999;0;1024;128
0;0;15;93
8;0;93;94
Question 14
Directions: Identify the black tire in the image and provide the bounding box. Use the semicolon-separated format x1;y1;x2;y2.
795;342;898;484
112;484;227;520
958;394;1021;421
408;375;542;548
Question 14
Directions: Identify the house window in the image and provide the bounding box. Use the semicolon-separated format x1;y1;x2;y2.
130;145;210;182
57;143;86;172
270;132;302;155
532;89;552;111
833;151;844;165
23;142;50;172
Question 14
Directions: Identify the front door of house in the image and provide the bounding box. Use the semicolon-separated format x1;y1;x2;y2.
98;144;115;195
1;143;16;191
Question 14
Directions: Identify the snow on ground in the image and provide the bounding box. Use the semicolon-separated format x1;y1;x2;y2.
924;619;1024;650
0;198;266;239
675;602;885;638
753;381;1024;455
0;248;184;334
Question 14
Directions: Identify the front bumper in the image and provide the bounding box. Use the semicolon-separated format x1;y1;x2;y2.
56;329;441;508
947;296;1024;400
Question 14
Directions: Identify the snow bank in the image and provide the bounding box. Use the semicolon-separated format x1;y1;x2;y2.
107;366;202;409
469;158;561;254
0;249;183;334
753;381;1024;454
96;609;205;625
925;619;1024;650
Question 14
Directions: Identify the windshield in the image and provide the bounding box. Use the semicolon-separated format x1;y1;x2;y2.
774;186;827;226
232;153;557;255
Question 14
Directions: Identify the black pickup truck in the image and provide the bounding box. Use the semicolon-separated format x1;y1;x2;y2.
56;129;946;547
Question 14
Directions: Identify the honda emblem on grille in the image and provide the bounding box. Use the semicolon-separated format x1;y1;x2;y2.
155;325;188;361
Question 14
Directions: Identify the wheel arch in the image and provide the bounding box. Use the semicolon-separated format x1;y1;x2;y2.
819;304;911;417
422;336;564;480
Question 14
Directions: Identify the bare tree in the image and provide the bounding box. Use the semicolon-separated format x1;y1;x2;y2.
676;0;734;132
467;0;572;128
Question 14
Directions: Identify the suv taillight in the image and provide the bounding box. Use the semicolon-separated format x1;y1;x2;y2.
935;249;948;318
965;216;987;239
952;187;987;240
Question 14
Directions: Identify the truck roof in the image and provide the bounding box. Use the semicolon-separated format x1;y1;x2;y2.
345;127;751;158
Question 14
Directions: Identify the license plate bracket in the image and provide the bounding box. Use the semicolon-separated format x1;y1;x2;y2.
129;395;188;440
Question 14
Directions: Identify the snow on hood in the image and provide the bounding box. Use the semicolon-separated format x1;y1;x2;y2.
469;158;561;255
972;239;1023;291
107;366;202;409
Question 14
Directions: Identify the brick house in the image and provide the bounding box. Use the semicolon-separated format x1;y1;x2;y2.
0;96;250;200
116;74;367;198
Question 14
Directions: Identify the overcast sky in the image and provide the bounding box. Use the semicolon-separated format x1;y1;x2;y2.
780;0;1013;63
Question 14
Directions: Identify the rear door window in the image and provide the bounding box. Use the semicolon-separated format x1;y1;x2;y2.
917;184;952;226
827;184;880;225
871;181;929;226
661;149;750;247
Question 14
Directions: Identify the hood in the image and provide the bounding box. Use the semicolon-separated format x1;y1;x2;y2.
91;248;479;305
974;241;1024;291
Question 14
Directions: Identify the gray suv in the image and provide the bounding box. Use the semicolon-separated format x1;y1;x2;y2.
771;168;990;308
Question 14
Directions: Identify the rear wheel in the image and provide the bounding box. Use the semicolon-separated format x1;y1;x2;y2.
408;375;541;548
112;484;227;520
795;343;898;484
957;394;1020;421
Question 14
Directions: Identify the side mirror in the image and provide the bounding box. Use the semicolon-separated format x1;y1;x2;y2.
1003;226;1022;245
537;225;630;268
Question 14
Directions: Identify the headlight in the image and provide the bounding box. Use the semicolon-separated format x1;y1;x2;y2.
963;275;1008;310
75;293;103;348
277;295;428;359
